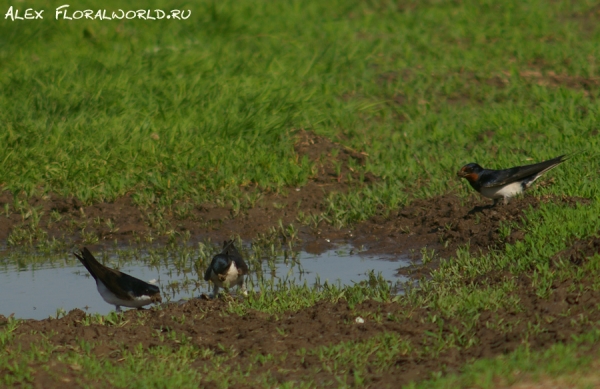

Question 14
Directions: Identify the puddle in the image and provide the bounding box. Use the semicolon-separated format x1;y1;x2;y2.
260;247;409;289
0;247;409;320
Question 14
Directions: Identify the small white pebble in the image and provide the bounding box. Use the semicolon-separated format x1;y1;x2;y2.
325;238;330;243
295;188;300;191
355;317;365;324
148;279;157;284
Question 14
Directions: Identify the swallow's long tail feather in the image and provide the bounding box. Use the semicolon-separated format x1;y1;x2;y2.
525;154;567;185
221;240;238;255
219;240;249;275
487;155;567;187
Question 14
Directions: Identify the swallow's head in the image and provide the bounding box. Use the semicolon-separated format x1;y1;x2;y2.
457;163;483;182
145;284;162;303
211;254;232;276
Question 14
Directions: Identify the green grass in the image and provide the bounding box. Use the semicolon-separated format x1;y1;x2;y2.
409;328;600;389
408;199;600;319
1;0;599;214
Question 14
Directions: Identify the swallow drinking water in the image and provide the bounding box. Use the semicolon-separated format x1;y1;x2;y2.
457;155;567;205
74;248;162;312
204;240;249;297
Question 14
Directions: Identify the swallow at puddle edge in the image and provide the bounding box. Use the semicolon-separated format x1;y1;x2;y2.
204;240;249;298
74;247;162;312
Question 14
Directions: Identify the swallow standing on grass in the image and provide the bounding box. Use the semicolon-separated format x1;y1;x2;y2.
74;248;162;312
457;155;567;205
204;240;249;298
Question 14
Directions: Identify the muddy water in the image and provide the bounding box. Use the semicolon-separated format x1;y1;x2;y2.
0;247;408;320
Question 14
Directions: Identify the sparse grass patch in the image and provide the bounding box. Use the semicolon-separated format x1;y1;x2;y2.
408;328;600;389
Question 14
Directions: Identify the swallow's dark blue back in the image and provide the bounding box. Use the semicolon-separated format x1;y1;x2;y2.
478;155;565;188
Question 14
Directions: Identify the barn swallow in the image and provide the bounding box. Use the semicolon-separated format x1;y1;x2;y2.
74;248;162;312
204;240;249;298
457;155;567;205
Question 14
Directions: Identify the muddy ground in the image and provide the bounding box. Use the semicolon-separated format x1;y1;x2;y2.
0;130;377;248
0;131;586;260
0;131;596;387
4;260;600;388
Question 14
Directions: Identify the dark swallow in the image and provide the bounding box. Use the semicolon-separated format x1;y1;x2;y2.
457;155;567;205
204;240;249;297
74;247;162;312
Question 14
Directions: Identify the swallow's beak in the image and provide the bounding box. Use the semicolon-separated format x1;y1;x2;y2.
457;169;467;178
151;293;163;303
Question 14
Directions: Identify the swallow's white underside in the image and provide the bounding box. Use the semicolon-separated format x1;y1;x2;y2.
97;280;153;309
210;262;243;287
209;262;247;296
480;181;525;200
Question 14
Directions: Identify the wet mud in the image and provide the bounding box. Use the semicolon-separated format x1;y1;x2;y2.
4;261;600;388
0;130;595;387
1;190;593;387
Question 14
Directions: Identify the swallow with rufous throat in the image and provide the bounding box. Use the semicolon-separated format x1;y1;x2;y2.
204;240;249;298
457;155;567;205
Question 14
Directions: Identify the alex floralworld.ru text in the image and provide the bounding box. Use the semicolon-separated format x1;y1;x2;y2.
5;5;191;21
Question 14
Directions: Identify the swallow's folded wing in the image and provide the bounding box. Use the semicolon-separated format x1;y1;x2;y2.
480;155;566;188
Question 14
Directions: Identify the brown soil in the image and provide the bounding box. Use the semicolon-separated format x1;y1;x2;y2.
2;185;583;268
517;69;600;95
0;130;376;247
4;129;582;262
551;231;600;266
469;69;600;95
321;193;588;278
375;67;599;109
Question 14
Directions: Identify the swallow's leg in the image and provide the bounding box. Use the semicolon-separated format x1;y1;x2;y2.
116;305;122;313
240;277;248;297
492;198;501;207
211;284;220;299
